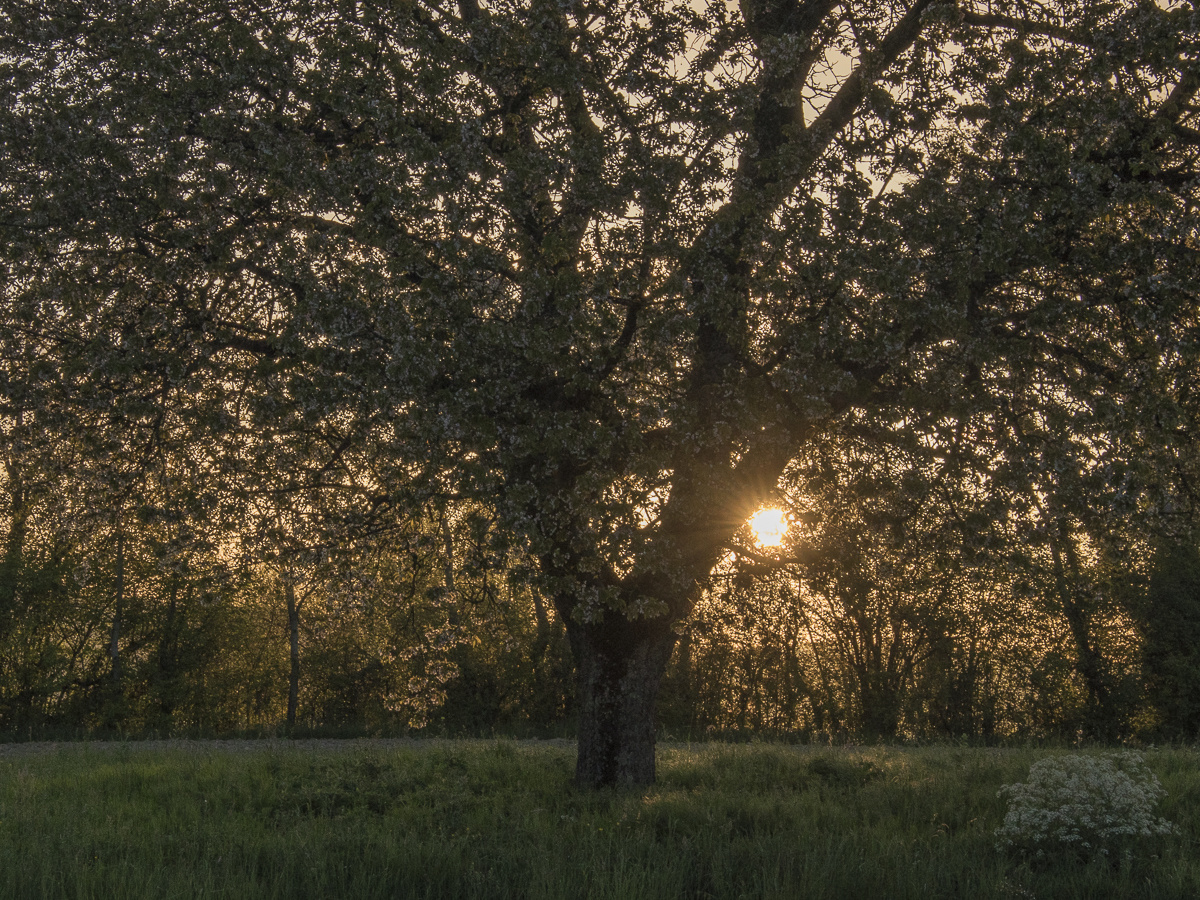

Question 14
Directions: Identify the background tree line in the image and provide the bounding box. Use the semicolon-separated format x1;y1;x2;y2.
3;414;1198;742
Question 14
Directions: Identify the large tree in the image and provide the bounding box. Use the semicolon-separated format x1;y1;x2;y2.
2;0;1197;784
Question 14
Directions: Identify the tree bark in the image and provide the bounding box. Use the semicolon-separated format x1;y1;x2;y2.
530;589;552;670
0;414;28;641
156;578;180;721
0;472;26;641
109;530;125;689
568;615;677;788
285;580;300;729
1050;522;1115;738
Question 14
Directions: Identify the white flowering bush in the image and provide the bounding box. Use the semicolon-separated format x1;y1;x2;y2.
995;753;1175;859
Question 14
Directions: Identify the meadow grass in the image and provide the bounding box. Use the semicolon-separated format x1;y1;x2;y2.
0;739;1196;899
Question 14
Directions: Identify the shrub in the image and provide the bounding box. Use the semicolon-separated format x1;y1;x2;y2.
995;752;1175;860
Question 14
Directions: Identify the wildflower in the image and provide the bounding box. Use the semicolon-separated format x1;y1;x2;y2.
995;752;1175;859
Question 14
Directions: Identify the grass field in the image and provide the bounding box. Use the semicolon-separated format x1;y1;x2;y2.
0;739;1196;899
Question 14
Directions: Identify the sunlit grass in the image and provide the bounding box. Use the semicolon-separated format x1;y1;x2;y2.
0;740;1196;899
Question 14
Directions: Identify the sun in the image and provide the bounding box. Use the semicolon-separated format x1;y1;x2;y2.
748;507;788;548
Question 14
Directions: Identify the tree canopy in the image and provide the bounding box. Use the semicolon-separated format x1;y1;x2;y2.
2;0;1198;784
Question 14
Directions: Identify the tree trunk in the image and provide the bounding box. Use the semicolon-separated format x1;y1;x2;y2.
530;589;552;670
109;530;125;689
1050;520;1114;738
0;479;26;642
858;676;902;740
569;616;677;788
285;580;300;729
156;579;180;721
0;416;28;640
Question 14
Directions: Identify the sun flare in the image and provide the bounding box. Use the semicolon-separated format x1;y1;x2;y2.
749;508;788;548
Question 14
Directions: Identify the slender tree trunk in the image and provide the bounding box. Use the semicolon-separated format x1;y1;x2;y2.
568;615;677;787
285;580;300;729
1050;520;1113;737
157;579;179;721
109;530;125;689
440;514;462;632
0;476;27;640
441;514;456;598
1;416;28;638
859;677;902;739
530;589;551;670
674;624;694;735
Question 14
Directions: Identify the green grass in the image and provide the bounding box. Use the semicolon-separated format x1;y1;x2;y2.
0;740;1196;899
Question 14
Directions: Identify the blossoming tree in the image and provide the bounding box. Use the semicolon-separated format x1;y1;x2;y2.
2;0;1197;784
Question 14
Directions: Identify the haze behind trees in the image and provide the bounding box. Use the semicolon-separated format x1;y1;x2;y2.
1;0;1198;786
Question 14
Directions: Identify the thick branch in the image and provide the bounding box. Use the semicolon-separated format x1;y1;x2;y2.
958;9;1092;47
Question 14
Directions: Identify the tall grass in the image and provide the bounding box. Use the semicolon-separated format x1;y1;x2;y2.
0;740;1195;899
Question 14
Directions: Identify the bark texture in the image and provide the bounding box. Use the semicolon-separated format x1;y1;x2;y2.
569;617;677;787
109;530;125;689
285;580;300;729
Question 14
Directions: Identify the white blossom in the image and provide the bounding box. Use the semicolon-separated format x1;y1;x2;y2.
995;753;1176;859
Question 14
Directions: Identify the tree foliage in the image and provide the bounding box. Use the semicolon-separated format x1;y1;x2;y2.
2;0;1198;782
